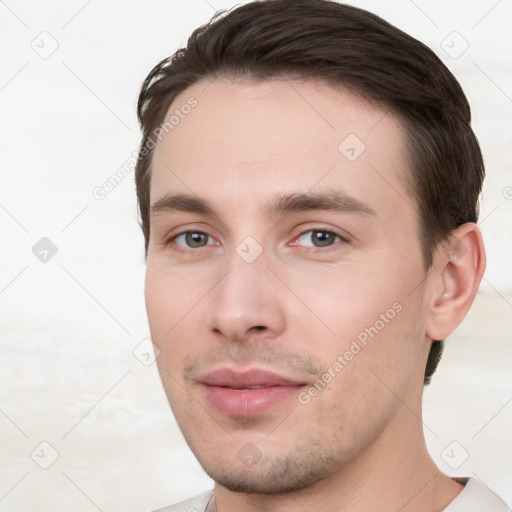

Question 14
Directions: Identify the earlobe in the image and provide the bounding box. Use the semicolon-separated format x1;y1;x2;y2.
426;223;486;341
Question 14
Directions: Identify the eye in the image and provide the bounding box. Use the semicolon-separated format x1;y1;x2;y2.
293;229;346;249
170;231;217;249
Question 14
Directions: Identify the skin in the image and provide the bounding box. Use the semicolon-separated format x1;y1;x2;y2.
145;78;485;512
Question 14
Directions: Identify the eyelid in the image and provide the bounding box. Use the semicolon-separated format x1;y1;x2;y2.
162;222;218;248
164;224;350;251
289;226;350;247
166;228;218;247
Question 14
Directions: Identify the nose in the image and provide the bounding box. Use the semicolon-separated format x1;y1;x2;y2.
207;249;286;344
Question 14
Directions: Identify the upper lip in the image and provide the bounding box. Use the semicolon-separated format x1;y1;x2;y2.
200;368;306;388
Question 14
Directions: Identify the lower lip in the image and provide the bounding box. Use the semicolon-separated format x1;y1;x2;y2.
203;385;303;417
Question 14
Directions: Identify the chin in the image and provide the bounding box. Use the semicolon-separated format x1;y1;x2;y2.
195;446;340;494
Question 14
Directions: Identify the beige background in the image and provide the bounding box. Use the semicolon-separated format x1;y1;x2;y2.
0;0;511;510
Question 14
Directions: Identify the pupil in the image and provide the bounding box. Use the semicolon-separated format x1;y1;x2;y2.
314;231;332;247
187;232;206;247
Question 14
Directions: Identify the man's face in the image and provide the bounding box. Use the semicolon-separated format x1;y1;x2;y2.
145;78;431;492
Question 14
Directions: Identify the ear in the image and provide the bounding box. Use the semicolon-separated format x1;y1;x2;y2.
425;223;486;341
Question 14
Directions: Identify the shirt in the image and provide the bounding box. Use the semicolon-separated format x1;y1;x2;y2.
150;477;511;512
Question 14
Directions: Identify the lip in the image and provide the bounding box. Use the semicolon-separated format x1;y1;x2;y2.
199;368;307;417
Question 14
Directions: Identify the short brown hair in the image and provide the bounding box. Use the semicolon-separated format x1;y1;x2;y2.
134;0;484;384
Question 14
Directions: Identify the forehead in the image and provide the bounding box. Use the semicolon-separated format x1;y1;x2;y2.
150;78;412;223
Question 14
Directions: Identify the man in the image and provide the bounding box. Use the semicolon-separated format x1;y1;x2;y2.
135;1;510;510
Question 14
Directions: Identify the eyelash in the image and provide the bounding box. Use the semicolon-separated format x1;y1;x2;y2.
164;228;349;253
292;229;349;252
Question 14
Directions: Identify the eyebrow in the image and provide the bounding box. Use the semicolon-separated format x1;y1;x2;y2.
150;190;376;219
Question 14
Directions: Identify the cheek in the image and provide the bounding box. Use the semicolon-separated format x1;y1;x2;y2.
335;298;423;413
289;263;423;391
301;305;421;444
285;264;402;347
145;265;200;331
145;268;200;369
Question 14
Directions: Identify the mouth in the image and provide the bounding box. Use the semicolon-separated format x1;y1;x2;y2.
199;368;308;417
